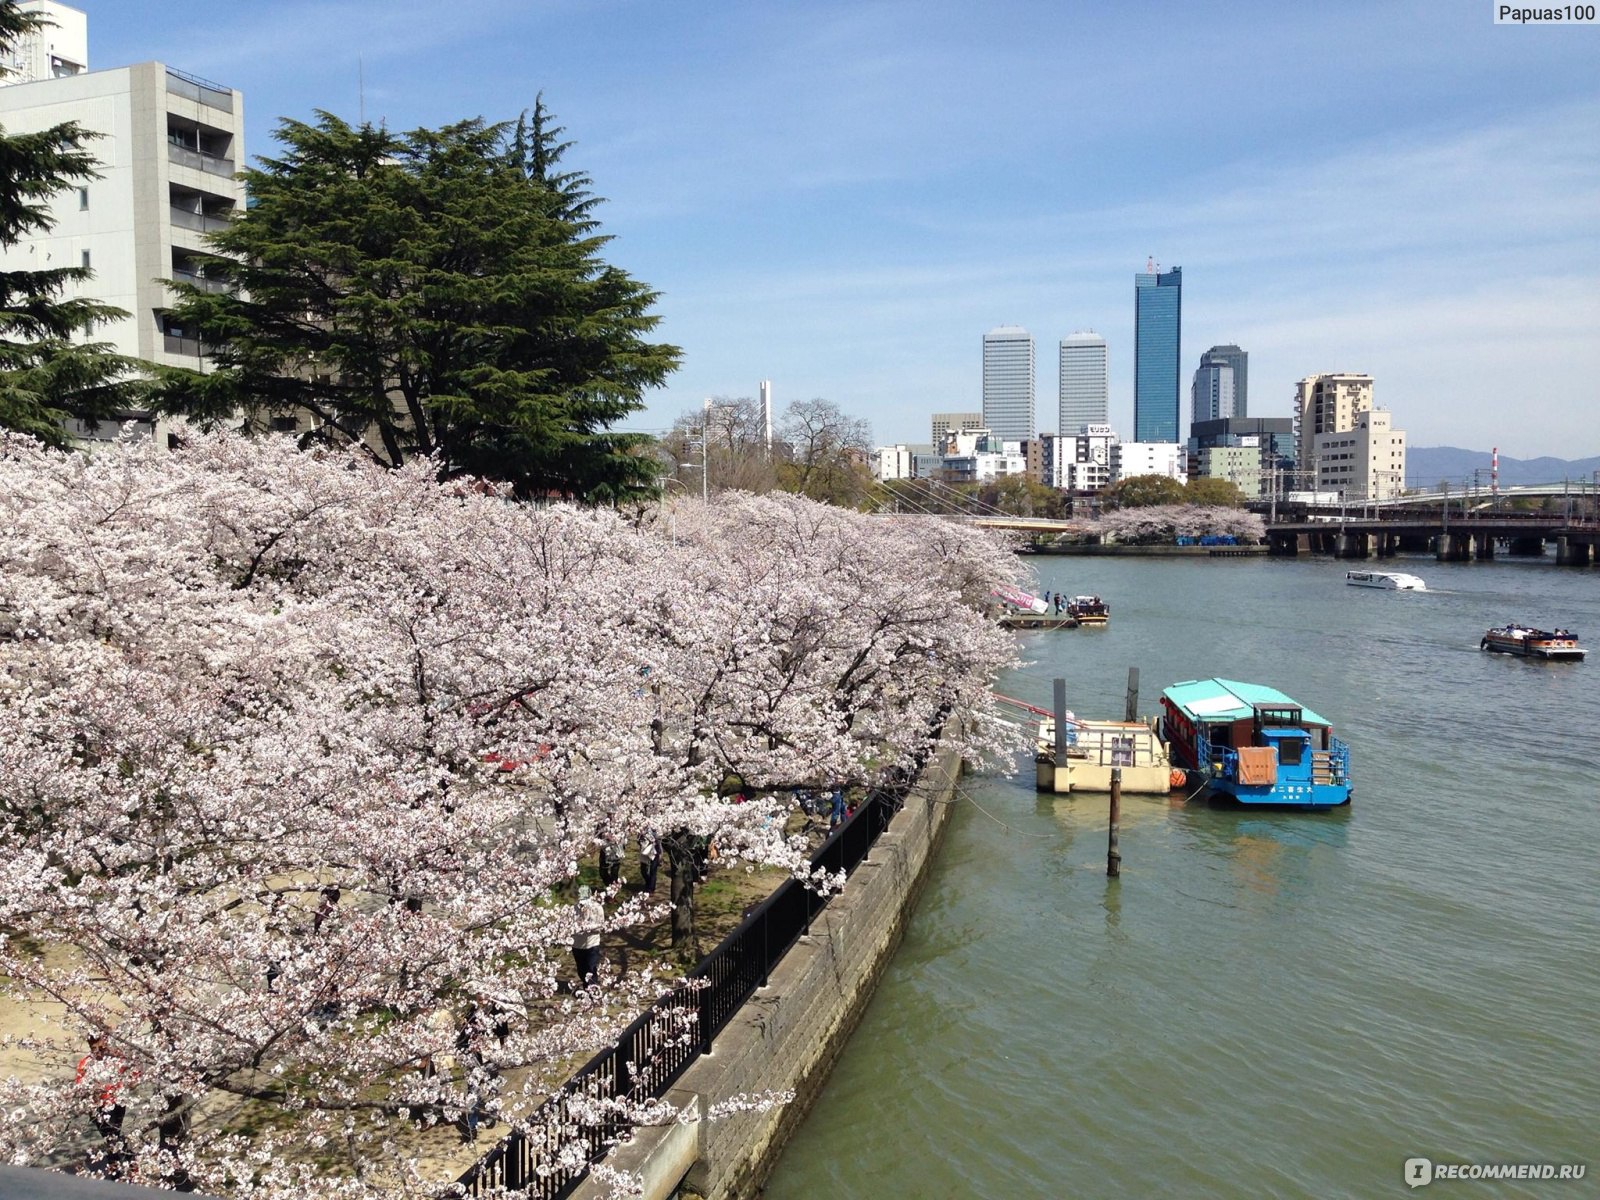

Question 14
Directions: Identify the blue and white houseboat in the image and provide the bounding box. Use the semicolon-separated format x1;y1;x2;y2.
1159;678;1352;808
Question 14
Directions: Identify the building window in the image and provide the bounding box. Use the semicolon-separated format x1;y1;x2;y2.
81;250;91;270
78;187;89;210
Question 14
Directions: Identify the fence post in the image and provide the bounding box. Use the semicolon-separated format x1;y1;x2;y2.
699;972;715;1054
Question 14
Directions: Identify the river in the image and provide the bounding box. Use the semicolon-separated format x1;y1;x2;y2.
763;554;1599;1199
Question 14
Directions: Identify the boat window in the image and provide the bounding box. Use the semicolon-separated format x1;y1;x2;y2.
1278;737;1305;766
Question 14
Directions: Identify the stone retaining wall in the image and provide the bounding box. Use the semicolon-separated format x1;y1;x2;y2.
571;739;964;1200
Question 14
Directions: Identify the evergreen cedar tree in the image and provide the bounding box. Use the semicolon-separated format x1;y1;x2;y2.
0;430;1024;1196
153;103;679;502
0;1;147;446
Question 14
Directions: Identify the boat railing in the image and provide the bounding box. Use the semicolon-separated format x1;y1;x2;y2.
1193;729;1228;780
1067;725;1160;768
1326;736;1351;783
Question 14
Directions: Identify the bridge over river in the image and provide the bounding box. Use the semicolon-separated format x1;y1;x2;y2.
1262;510;1600;564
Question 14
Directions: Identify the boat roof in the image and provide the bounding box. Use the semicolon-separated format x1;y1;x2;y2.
1161;678;1332;728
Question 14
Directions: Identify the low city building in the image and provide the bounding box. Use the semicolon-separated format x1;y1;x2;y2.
1312;409;1407;500
1112;441;1187;484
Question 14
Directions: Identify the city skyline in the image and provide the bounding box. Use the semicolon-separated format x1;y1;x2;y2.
58;1;1600;457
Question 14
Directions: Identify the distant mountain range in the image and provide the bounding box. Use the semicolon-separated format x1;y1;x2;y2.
1407;447;1600;489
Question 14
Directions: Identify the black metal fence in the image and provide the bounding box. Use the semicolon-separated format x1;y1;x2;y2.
455;785;908;1198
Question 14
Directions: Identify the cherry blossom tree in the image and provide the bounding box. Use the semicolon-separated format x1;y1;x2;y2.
0;430;1021;1197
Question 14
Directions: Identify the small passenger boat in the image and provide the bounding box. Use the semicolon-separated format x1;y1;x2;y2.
1159;678;1352;808
1480;625;1585;661
1346;570;1426;591
1065;595;1109;624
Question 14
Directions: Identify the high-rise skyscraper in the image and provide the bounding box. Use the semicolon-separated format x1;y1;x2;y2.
1191;361;1235;427
1058;332;1108;435
1134;264;1182;442
982;326;1035;441
1198;344;1248;417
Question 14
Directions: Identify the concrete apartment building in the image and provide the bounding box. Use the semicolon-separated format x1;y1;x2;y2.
1294;372;1373;473
869;444;914;481
981;326;1035;441
1313;409;1407;501
1042;424;1116;493
0;1;245;445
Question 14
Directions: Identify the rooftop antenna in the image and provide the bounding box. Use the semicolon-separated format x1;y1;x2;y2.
1146;255;1158;273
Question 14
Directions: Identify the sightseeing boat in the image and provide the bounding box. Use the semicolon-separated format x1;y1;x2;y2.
1346;570;1427;591
1065;595;1109;624
1159;678;1352;809
1479;625;1586;661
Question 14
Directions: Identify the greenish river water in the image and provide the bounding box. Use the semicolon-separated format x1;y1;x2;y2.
763;554;1599;1199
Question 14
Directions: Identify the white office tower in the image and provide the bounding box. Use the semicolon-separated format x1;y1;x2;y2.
1058;331;1108;435
0;2;245;445
982;326;1035;441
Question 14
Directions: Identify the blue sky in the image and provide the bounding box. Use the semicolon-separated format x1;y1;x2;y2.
78;0;1599;457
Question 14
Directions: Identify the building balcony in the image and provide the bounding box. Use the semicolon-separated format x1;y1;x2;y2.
170;269;231;294
166;66;235;113
169;206;232;237
167;142;235;178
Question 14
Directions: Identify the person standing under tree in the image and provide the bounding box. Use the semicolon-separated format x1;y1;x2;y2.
638;828;661;893
76;1035;133;1174
572;886;604;986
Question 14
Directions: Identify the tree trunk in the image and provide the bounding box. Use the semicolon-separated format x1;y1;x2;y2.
664;831;697;951
158;1093;195;1191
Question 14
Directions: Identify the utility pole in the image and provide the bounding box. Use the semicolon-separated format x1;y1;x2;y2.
701;398;711;503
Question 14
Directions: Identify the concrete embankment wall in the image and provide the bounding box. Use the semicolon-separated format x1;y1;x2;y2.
571;739;964;1200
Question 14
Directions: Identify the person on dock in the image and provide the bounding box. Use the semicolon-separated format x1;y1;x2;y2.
829;787;846;830
1053;593;1065;615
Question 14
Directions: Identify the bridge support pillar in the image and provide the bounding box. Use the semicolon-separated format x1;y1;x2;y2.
1334;531;1371;559
1436;533;1470;562
1472;532;1496;561
1556;537;1593;567
1508;537;1546;557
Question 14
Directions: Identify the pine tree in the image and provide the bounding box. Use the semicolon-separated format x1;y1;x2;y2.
154;109;678;502
0;0;146;447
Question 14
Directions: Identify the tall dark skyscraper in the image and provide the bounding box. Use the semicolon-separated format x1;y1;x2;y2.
1134;264;1182;442
1198;343;1248;418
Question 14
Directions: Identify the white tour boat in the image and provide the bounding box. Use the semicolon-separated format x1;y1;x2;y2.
1346;570;1426;591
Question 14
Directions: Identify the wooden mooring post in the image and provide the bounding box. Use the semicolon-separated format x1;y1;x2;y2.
1107;766;1122;877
